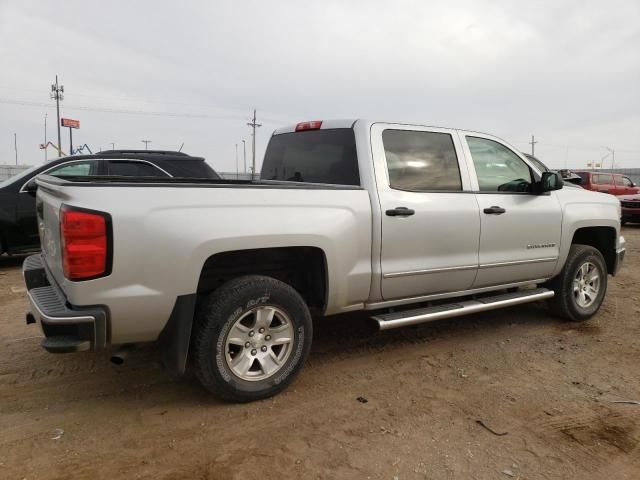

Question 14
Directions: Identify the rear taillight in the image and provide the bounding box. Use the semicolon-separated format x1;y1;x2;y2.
295;120;322;132
61;206;111;280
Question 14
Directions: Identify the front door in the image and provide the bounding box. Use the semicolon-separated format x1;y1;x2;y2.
460;133;563;288
372;124;480;300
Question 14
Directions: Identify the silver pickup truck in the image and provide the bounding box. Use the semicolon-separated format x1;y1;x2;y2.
24;119;625;402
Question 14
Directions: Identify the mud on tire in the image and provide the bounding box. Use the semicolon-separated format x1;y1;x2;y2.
193;275;313;402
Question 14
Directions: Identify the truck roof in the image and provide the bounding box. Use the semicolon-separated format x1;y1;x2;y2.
272;119;497;138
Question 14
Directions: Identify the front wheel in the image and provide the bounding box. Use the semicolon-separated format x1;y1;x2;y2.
547;244;608;322
193;275;313;402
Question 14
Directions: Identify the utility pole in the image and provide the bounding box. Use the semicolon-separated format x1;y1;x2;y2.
141;140;151;150
14;133;18;165
529;135;537;157
242;139;247;173
235;143;239;179
247;109;261;179
603;146;615;170
44;113;48;162
50;75;64;157
110;142;115;150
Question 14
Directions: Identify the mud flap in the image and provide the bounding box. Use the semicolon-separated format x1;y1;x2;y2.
158;294;198;375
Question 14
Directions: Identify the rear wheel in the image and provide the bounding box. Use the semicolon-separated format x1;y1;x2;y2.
193;275;313;402
547;244;607;321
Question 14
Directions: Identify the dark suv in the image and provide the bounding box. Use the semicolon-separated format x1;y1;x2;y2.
0;150;219;254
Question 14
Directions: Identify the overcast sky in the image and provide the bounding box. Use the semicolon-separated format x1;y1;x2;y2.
0;0;638;171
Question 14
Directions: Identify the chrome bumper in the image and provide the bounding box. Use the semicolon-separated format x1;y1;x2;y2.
23;254;107;352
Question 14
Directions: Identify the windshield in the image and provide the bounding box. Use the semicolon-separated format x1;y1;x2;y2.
0;164;41;188
523;153;548;173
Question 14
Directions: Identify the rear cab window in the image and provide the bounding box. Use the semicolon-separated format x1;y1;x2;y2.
261;129;359;185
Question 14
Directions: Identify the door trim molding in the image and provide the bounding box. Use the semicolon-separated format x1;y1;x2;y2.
383;264;477;279
478;257;557;269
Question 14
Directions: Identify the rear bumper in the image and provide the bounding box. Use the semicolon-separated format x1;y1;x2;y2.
23;254;108;353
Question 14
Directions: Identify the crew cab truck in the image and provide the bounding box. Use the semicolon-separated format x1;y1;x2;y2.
24;119;626;402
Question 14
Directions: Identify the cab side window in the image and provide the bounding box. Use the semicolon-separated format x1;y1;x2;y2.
595;174;613;185
108;160;168;177
48;160;99;177
466;137;532;192
382;129;462;191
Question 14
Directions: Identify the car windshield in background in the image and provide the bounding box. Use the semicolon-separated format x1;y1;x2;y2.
261;128;360;185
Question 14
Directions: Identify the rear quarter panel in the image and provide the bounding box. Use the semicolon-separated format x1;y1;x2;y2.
39;182;372;344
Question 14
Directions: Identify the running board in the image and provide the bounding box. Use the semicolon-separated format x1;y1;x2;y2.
372;288;554;331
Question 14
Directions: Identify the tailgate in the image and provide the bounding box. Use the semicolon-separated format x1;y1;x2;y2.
35;176;73;286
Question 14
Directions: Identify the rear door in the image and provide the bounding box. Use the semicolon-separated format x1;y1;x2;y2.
460;132;562;288
372;123;480;300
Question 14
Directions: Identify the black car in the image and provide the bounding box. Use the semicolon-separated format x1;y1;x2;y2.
0;150;219;254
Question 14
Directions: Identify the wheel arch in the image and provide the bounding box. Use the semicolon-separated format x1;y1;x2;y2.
570;226;617;274
159;246;328;375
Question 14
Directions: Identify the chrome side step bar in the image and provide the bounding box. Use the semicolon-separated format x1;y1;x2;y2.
372;288;554;331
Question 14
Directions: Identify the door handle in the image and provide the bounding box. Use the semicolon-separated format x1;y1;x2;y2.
386;207;415;217
483;206;506;215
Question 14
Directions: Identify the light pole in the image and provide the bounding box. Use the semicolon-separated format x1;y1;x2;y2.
242;139;247;173
602;146;615;170
44;113;48;162
235;143;239;179
141;140;151;150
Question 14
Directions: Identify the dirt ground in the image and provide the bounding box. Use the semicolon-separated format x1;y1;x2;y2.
1;229;639;480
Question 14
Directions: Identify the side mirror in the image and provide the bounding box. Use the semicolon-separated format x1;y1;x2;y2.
24;178;38;194
540;171;563;193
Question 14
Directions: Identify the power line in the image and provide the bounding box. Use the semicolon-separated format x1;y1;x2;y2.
247;109;261;178
0;97;286;124
50;75;64;157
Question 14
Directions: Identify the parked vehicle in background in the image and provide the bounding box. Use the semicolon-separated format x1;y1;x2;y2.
619;194;640;225
0;150;219;254
24;119;625;402
573;171;640;196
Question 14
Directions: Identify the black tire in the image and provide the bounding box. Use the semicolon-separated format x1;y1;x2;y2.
193;275;313;402
547;244;607;322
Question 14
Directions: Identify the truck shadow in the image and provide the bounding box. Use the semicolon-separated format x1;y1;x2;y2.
0;253;28;269
7;302;595;411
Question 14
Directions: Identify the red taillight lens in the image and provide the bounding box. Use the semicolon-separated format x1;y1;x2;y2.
295;120;322;132
61;208;109;280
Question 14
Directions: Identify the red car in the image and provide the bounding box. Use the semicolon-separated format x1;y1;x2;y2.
574;171;640;196
620;194;640;225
